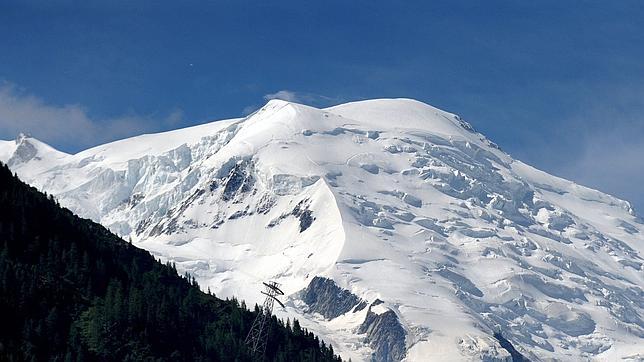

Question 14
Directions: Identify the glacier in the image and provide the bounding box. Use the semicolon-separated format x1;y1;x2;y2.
1;98;643;361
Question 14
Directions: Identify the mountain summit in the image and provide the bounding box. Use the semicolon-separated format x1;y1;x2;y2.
2;99;642;361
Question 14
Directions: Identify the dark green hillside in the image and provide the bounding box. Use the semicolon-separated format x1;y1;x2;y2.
0;163;340;362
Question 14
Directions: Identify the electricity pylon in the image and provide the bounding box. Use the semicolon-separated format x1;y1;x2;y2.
244;281;285;358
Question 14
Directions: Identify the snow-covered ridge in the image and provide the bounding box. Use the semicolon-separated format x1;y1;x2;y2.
2;98;643;361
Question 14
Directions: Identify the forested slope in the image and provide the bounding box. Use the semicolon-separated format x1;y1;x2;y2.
0;162;340;361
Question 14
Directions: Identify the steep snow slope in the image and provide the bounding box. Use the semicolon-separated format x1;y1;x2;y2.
2;99;643;361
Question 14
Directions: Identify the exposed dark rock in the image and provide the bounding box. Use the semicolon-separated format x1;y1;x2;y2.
8;137;39;166
266;217;282;228
128;193;144;208
148;188;206;237
221;160;254;201
267;198;315;232
300;277;363;319
135;217;154;235
292;200;315;232
353;300;368;312
366;130;379;139
162;218;179;234
494;332;528;362
228;210;246;220
256;194;275;214
211;219;224;229
298;209;314;232
456;116;476;133
358;302;406;362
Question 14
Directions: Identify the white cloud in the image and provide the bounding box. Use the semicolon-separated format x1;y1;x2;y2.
554;123;644;213
0;83;96;145
241;104;259;116
546;88;644;214
0;82;184;151
263;90;301;103
262;89;342;106
165;108;185;126
242;89;343;116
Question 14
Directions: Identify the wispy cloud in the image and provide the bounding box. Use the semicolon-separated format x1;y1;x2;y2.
240;89;345;115
553;119;644;213
241;104;260;116
263;90;302;103
0;82;184;152
263;89;343;107
546;83;644;213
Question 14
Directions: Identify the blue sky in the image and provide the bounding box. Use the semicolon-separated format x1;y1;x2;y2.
1;1;643;212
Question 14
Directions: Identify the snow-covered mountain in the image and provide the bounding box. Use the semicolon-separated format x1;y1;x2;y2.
2;99;643;361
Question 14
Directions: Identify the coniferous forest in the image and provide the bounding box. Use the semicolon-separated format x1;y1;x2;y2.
0;163;341;361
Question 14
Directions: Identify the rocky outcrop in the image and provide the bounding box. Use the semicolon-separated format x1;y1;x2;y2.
292;199;315;232
7;134;39;166
358;300;406;362
300;278;406;361
221;159;255;201
494;332;527;362
267;198;316;233
300;276;364;319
